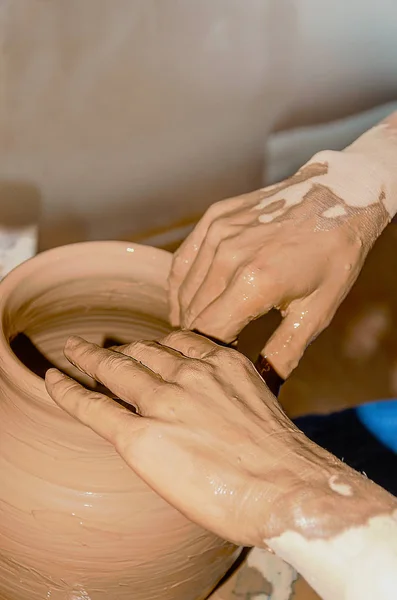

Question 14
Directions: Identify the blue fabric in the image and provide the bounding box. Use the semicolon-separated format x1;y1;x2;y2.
356;399;397;453
294;407;397;497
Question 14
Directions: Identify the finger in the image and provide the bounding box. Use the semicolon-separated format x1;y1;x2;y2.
177;227;239;328
263;296;330;378
45;368;140;444
178;212;260;328
159;330;220;359
184;221;275;328
190;267;282;344
168;203;234;326
110;339;187;379
63;336;162;413
168;196;255;326
176;236;219;327
183;239;242;328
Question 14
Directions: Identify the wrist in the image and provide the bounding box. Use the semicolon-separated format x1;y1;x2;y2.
300;145;392;250
343;116;397;220
239;426;338;547
251;428;397;599
258;429;396;538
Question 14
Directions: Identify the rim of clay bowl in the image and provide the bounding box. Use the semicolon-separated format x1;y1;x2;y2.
0;241;172;403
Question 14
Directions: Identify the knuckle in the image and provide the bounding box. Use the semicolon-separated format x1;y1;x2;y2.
113;416;139;454
51;377;76;397
152;384;170;401
237;262;258;284
99;352;128;376
205;199;227;220
240;260;272;288
206;219;226;247
77;393;106;420
209;346;235;366
161;330;186;346
157;382;181;402
211;345;247;367
249;254;268;273
125;340;151;358
176;360;203;384
217;239;244;268
71;344;103;369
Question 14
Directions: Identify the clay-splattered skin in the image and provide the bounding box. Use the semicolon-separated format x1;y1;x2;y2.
168;113;397;379
46;331;397;600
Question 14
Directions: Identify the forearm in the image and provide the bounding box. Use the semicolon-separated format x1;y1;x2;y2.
254;110;397;261
256;432;397;600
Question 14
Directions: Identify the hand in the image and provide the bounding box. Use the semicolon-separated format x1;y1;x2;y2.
45;331;397;600
45;331;311;547
168;150;389;378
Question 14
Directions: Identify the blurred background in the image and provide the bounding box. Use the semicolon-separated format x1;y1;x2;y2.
1;0;397;415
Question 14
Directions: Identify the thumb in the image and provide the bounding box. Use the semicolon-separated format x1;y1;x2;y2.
263;299;329;379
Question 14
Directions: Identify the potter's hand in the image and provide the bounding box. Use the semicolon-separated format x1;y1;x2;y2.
45;331;305;547
46;333;397;600
169;115;397;378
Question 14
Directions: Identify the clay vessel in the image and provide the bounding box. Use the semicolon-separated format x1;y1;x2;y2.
0;241;239;600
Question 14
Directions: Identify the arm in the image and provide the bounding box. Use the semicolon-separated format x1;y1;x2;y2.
342;110;397;219
261;431;397;600
45;332;397;600
168;111;397;379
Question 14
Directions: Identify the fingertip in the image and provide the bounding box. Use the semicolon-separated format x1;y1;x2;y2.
45;368;71;398
65;335;86;351
262;340;299;380
45;367;64;382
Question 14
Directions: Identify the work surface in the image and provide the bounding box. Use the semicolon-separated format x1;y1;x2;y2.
208;547;320;600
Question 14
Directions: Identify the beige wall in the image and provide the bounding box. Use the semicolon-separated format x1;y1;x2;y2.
0;0;396;250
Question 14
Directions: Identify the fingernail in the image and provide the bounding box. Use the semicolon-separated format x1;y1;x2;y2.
45;368;65;384
65;335;85;350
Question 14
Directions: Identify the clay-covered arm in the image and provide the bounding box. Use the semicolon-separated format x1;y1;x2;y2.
258;432;397;600
168;111;397;379
45;332;397;600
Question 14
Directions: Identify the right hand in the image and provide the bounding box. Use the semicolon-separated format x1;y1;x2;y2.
168;150;389;378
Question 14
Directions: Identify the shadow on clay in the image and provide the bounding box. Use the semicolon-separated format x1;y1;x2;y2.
10;333;136;412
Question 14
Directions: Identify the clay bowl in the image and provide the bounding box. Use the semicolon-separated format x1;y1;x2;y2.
0;241;239;600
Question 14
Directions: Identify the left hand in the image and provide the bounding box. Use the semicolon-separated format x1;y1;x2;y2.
45;331;314;547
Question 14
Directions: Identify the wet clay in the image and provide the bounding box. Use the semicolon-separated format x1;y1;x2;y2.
0;242;239;600
257;114;397;223
256;158;389;240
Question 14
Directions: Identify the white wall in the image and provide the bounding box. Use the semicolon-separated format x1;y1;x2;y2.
0;1;396;248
